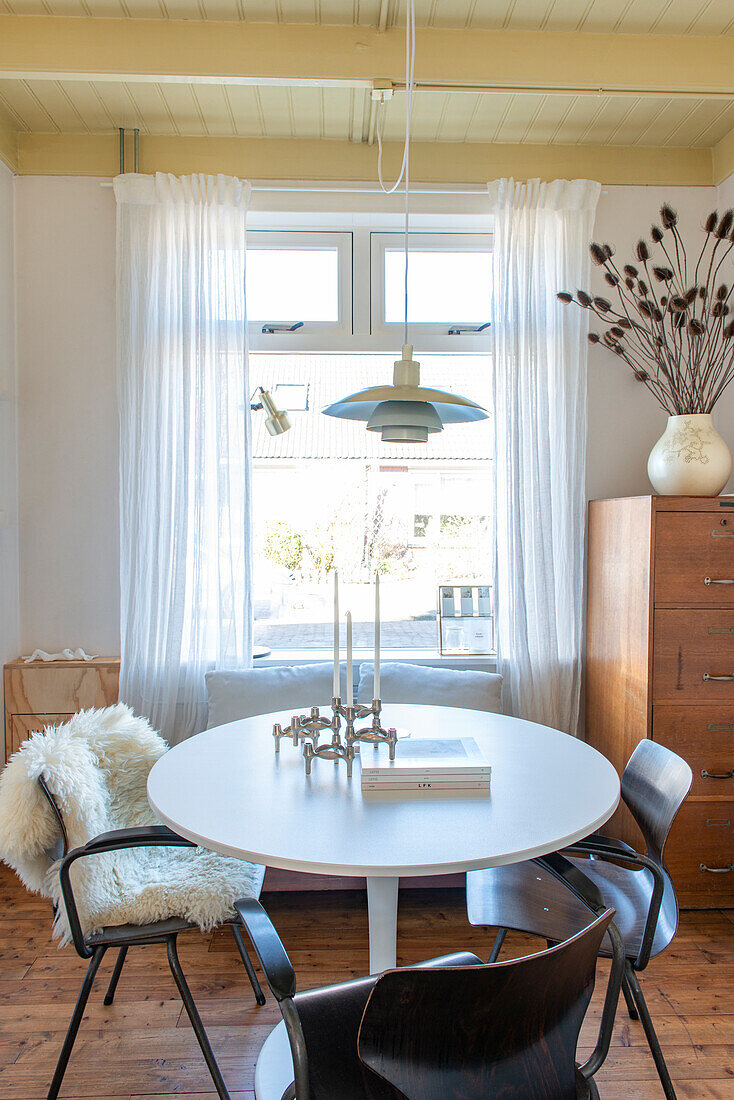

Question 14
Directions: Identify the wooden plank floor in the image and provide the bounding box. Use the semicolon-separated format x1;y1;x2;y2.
0;864;731;1099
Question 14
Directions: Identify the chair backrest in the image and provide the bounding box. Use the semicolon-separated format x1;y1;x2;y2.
357;661;502;713
205;663;346;727
622;739;692;864
358;909;613;1100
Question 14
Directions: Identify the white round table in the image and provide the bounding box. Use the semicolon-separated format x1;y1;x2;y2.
148;704;619;1100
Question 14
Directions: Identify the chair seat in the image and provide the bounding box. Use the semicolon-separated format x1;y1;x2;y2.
467;854;676;962
294;952;482;1100
86;909;245;949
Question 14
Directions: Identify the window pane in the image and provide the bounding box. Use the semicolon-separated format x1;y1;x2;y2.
384;249;491;324
246;248;340;322
250;353;493;652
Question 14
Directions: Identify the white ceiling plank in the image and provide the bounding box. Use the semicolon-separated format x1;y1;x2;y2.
466;0;517;30
491;92;544;142
200;0;243;18
224;84;266;135
520;93;579;144
289;84;320;138
689;101;734;147
156;81;208;133
24;78;91;130
538;0;594;33
190;83;237;134
62;80;119;129
462;90;514;142
0;79;61;130
257;85;299;137
429;0;474;29
322;85;352;138
434;90;482;141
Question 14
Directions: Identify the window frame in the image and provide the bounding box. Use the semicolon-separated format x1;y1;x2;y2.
246;230;353;352
369;231;493;351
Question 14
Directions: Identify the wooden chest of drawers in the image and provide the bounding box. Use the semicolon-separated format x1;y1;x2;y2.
4;657;120;761
586;496;734;908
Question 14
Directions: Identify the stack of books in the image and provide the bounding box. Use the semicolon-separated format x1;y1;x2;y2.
361;737;491;796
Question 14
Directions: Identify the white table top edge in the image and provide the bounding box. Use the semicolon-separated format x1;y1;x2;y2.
147;790;621;878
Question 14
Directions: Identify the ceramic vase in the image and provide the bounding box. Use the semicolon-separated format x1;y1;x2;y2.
647;413;732;496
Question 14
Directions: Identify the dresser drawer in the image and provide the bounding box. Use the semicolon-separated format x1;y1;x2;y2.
653;609;734;701
655;512;734;606
666;801;734;905
653;705;734;797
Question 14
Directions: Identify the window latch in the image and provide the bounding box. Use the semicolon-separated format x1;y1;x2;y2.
261;321;305;334
447;321;491;335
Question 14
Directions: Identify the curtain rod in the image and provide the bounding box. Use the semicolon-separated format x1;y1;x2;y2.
99;180;608;194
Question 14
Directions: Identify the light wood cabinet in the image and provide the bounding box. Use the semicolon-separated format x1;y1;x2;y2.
4;658;120;760
586;496;734;908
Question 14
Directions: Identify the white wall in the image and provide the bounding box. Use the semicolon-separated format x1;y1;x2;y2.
587;184;734;500
718;170;734;211
0;161;19;678
12;175;734;654
15;178;118;654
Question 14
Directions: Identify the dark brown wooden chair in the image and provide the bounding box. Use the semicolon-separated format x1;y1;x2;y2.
236;860;624;1100
38;777;265;1100
466;738;693;1100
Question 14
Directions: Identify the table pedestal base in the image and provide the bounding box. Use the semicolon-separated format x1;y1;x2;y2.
254;875;400;1100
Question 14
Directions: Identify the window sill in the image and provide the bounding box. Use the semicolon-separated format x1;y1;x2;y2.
256;648;497;672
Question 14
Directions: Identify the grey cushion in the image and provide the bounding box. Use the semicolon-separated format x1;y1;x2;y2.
206;663;345;727
357;662;503;714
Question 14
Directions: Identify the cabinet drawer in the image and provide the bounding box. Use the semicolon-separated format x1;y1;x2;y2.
666;802;734;905
9;713;72;755
653;609;734;701
655;512;734;606
653;706;734;797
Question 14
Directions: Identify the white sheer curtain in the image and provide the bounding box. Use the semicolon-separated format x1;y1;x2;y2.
489;178;601;735
114;173;252;744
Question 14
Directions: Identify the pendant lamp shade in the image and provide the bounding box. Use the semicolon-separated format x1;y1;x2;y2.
322;346;488;443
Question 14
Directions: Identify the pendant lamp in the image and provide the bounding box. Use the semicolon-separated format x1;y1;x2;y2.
322;0;488;443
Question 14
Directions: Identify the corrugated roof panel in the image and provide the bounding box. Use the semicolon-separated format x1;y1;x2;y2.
250;352;493;461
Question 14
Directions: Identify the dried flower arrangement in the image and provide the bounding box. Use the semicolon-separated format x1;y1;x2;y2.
557;204;734;415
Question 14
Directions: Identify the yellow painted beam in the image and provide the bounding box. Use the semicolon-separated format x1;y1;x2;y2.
16;132;714;187
0;16;731;96
0;107;18;173
713;126;734;186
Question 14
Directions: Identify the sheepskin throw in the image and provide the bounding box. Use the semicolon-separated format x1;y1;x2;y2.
0;705;264;945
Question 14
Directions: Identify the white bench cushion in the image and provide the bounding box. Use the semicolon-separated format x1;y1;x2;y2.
206;663;345;727
357;662;502;714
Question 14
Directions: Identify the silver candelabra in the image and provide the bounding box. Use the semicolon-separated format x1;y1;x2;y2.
273;698;398;779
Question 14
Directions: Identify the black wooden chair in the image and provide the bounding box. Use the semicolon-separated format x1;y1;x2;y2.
466;738;693;1100
235;852;624;1100
39;777;265;1100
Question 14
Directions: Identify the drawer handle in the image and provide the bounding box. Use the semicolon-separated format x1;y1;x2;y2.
705;818;731;827
701;769;734;779
704;577;734;585
711;529;734;538
703;673;734;682
707;722;733;731
700;863;734;874
708;626;734;634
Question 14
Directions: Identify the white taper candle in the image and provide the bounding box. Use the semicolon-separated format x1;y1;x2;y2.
333;570;340;698
374;571;380;700
346;611;353;707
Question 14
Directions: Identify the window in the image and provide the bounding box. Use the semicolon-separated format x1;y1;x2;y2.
246;231;352;350
250;353;493;653
371;232;492;345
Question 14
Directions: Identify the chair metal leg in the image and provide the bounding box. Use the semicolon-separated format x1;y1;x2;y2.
231;922;266;1006
166;935;230;1100
103;946;128;1006
487;927;506;963
621;970;640;1021
625;963;677;1100
48;946;107;1100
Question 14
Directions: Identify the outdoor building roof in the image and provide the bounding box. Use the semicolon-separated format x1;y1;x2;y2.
250;352;493;462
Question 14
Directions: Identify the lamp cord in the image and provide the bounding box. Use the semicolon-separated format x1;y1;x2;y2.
375;0;415;349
